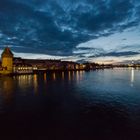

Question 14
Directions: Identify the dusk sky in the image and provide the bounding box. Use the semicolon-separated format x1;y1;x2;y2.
0;0;140;63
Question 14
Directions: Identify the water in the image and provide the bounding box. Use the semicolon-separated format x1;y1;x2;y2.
0;68;140;140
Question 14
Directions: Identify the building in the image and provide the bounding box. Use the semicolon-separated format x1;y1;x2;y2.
13;63;34;74
0;47;14;74
0;47;83;75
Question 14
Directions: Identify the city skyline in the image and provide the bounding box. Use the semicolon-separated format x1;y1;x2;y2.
0;0;140;64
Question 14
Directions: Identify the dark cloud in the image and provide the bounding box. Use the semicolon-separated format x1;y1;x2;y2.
0;0;140;58
104;51;140;57
75;0;134;31
87;51;140;59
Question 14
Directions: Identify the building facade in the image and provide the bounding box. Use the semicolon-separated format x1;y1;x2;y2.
0;47;84;75
0;47;13;74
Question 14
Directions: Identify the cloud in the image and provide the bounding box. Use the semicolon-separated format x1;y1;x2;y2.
75;27;140;59
103;51;140;57
0;48;81;62
0;0;140;63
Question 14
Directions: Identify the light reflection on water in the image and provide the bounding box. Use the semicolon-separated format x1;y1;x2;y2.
131;68;134;87
62;71;64;80
52;72;56;81
0;68;140;139
1;77;14;104
33;74;38;94
44;73;47;83
0;69;140;105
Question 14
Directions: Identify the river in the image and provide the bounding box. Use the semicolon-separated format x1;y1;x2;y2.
0;68;140;140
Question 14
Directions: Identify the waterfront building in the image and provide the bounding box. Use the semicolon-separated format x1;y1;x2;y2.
0;47;84;75
13;64;34;74
0;47;13;74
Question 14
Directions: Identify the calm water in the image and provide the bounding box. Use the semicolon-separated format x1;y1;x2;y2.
0;68;140;140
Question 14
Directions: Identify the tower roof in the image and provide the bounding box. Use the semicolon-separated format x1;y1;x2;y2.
1;47;13;58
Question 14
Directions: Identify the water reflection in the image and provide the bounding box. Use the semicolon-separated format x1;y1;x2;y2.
76;70;85;83
68;71;71;81
52;72;56;81
33;74;38;94
1;77;14;104
17;75;32;89
44;73;47;83
131;68;135;87
62;72;64;80
0;69;140;140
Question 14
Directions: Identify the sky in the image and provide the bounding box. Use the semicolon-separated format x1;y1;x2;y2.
0;0;140;64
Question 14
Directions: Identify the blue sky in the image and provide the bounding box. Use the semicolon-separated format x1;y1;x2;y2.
0;0;140;63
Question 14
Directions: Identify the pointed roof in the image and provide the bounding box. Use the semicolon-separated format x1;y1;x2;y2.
1;47;13;58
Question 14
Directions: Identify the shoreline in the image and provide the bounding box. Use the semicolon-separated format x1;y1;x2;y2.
0;66;139;76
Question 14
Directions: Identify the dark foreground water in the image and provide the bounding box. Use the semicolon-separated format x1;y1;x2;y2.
0;68;140;140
